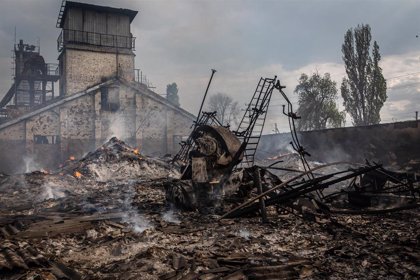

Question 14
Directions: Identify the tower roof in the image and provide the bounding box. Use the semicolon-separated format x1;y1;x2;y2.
57;1;138;28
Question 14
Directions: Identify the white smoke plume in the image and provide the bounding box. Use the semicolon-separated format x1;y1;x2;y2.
238;229;251;240
123;211;153;233
40;182;66;200
162;209;181;224
23;156;42;173
108;113;132;143
121;184;153;233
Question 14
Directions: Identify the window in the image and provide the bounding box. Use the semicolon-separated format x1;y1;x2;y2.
34;135;60;144
101;86;120;111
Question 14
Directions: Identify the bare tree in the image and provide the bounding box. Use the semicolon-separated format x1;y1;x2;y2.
207;92;240;127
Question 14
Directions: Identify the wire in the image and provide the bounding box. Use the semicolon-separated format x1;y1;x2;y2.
387;71;420;80
388;81;420;90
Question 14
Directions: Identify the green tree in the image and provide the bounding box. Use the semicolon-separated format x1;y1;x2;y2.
207;92;240;127
341;24;387;126
295;73;345;131
166;83;180;107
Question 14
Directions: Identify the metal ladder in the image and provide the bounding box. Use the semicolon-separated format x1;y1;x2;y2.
235;77;277;168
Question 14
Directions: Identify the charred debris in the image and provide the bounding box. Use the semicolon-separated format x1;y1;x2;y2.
0;74;419;279
169;74;419;217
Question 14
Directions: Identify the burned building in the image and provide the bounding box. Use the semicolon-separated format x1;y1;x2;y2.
0;1;195;174
0;75;418;279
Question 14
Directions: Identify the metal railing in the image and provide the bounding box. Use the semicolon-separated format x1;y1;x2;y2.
57;29;136;52
46;63;59;76
134;69;155;89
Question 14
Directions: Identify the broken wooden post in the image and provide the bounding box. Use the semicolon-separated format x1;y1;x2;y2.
254;166;268;223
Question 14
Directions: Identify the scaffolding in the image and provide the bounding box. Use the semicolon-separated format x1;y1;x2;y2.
0;40;60;123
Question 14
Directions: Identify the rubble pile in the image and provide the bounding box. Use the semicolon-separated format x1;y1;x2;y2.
61;137;180;181
0;138;419;279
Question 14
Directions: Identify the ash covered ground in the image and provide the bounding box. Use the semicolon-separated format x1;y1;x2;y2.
0;138;419;280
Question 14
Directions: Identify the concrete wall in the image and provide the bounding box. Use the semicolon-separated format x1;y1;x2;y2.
170;110;194;154
0;122;25;140
0;140;26;174
59;94;96;160
0;123;26;174
96;84;137;146
0;82;194;174
257;121;420;172
61;47;135;95
0;111;62;174
136;94;165;154
27;110;61;170
134;86;194;156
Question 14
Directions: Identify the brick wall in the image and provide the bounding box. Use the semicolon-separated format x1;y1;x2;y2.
62;46;135;95
0;82;194;174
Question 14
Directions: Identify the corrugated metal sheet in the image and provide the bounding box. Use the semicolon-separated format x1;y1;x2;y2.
67;7;130;36
95;12;107;34
83;10;94;33
117;16;130;36
67;8;83;31
63;7;133;49
106;13;119;35
83;10;107;34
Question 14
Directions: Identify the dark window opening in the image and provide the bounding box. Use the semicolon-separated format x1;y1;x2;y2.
101;86;120;111
34;135;60;144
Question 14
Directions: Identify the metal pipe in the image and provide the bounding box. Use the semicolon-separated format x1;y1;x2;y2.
221;161;367;219
196;69;216;124
254;167;268;223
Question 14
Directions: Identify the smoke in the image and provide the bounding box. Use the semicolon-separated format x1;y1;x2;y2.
123;211;153;233
256;133;296;160
81;202;107;214
162;208;181;224
313;144;352;163
40;182;66;200
108;113;132;143
238;229;251;240
105;101;169;153
257;131;353;164
23;156;42;173
121;183;153;233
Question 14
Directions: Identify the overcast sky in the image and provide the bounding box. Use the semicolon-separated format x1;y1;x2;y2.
0;0;419;132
